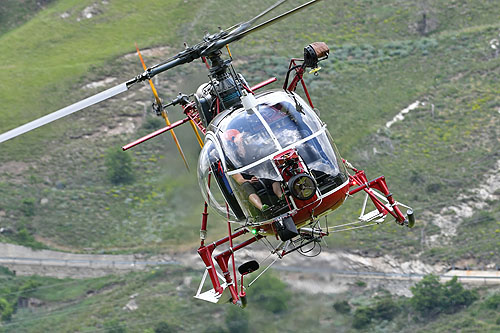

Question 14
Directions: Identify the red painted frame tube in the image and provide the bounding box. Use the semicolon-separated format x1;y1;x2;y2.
214;234;264;302
197;228;249;297
183;102;207;135
348;171;406;224
285;59;314;108
122;117;191;150
250;77;277;91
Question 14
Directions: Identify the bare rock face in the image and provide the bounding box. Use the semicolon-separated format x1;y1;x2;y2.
123;293;139;311
424;159;500;244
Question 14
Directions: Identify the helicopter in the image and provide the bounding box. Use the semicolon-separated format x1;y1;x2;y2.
0;0;415;307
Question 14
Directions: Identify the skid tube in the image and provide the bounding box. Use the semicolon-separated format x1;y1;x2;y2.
343;159;412;226
197;224;264;304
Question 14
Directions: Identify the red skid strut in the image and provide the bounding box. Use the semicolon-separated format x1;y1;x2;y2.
197;228;263;303
344;160;406;224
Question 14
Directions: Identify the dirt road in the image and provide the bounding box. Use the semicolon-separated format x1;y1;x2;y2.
1;242;499;297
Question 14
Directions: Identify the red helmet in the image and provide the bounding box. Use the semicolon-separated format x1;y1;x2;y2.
224;129;240;142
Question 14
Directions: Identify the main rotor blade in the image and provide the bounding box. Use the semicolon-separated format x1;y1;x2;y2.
0;83;128;144
224;0;287;37
216;0;323;48
149;1;319;78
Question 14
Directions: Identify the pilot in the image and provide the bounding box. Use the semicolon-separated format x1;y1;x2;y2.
224;129;283;212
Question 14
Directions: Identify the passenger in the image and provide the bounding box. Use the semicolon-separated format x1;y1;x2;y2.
224;129;283;212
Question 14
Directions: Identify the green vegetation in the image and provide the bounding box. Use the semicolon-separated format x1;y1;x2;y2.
352;294;401;329
105;148;135;185
0;0;56;35
483;293;500;310
2;267;499;333
247;273;291;314
0;297;14;322
225;306;249;333
333;300;351;314
410;274;478;317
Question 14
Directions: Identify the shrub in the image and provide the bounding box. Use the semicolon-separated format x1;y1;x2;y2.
154;321;174;333
19;279;42;297
13;228;46;250
20;198;35;216
483;293;500;310
142;116;164;130
410;274;477;317
0;297;14;321
103;319;126;333
0;266;15;276
333;300;351;314
352;296;400;329
426;183;442;193
105;148;135;185
372;296;400;321
353;306;373;329
355;280;366;287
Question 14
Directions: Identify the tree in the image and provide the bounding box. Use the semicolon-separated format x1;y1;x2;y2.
442;276;478;314
410;274;477;317
410;274;445;316
333;300;351;314
105;148;134;185
0;297;14;321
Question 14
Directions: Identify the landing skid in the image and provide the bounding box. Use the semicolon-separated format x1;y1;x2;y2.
194;269;233;304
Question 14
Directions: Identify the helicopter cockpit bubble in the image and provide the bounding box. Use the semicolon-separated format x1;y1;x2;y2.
198;90;348;224
197;139;243;221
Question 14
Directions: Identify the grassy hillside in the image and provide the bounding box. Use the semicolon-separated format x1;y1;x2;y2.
0;0;498;265
1;266;500;332
0;0;56;35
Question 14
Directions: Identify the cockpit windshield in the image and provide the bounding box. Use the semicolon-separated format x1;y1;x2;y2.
218;109;276;170
216;91;323;171
257;95;322;148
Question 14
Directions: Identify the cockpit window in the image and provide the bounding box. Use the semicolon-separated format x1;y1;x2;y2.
218;110;277;170
216;91;324;171
198;139;242;220
257;95;322;149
